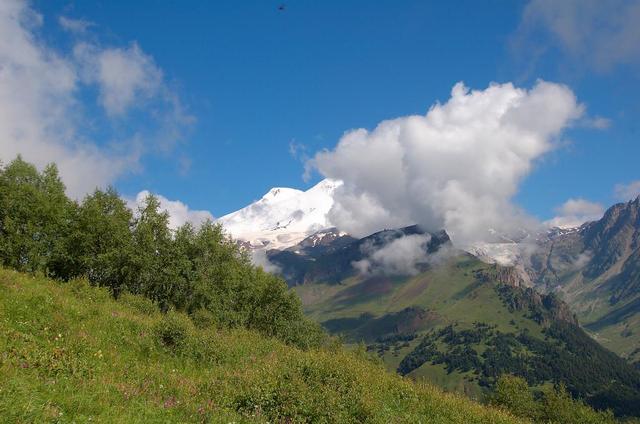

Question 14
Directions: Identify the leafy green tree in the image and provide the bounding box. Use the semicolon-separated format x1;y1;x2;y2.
0;156;326;349
69;187;134;294
0;157;74;275
39;164;76;277
130;194;174;309
0;156;42;271
188;220;248;322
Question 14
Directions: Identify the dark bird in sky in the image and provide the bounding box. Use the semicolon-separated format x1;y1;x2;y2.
278;4;286;11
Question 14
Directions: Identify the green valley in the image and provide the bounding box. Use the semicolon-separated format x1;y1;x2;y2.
293;251;640;417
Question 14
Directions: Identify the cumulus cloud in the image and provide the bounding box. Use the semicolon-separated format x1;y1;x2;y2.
308;81;583;245
127;191;214;230
353;234;433;276
0;1;192;198
614;180;640;201
514;0;640;73
545;198;605;228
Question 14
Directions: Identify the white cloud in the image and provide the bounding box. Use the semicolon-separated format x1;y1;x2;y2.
308;81;583;245
250;250;282;274
58;16;94;34
74;42;163;117
128;191;214;230
515;0;640;73
583;116;611;130
0;1;191;198
614;180;640;201
545;198;605;228
353;234;432;276
0;0;137;197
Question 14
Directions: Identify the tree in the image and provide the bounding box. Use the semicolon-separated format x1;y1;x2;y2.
130;194;174;309
70;187;134;294
40;163;78;279
0;157;74;275
0;156;327;349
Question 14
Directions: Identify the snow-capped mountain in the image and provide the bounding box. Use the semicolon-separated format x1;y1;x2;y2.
464;241;524;267
219;177;583;274
218;179;341;250
464;225;585;266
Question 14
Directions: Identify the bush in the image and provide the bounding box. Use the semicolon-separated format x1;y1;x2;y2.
190;308;218;329
153;312;192;350
540;383;615;424
487;375;539;420
488;375;616;423
278;318;328;350
119;293;158;315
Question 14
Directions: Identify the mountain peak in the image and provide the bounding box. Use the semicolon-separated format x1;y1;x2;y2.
219;179;342;249
260;187;302;202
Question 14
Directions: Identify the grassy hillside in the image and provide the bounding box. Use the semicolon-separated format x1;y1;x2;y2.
295;254;640;417
295;256;545;397
296;256;552;348
0;268;524;423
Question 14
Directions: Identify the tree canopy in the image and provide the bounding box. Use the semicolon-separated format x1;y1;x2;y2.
0;156;325;349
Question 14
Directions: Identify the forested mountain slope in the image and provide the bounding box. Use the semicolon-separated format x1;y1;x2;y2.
282;229;640;417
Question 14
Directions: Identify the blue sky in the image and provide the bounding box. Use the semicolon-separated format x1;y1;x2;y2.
6;0;640;225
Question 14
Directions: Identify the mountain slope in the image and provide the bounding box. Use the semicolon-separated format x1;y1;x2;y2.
280;229;640;416
0;268;524;423
269;225;449;286
218;179;341;249
528;196;640;362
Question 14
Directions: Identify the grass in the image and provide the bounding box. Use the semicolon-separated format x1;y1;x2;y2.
293;255;567;398
296;256;541;338
0;268;524;423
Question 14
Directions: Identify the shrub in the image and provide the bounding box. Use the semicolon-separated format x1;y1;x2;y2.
488;375;616;423
190;308;218;329
540;383;615;424
119;292;158;315
153;312;192;350
487;375;539;420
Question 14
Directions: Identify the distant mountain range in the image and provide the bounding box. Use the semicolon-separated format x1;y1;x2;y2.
527;196;640;363
276;226;640;416
219;183;640;416
220;181;640;359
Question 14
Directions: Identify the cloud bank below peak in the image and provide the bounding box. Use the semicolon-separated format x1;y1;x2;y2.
307;81;584;245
